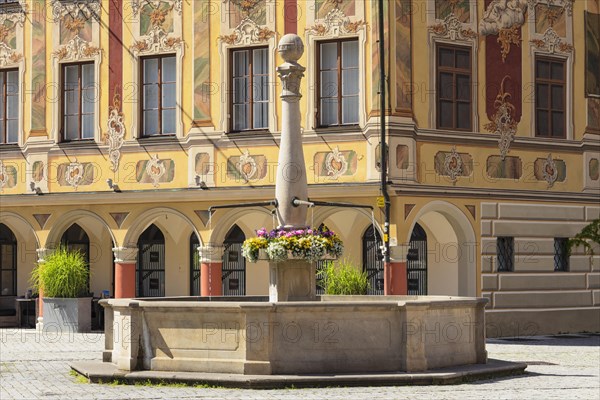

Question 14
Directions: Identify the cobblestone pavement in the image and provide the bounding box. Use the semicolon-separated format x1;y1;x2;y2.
1;329;598;400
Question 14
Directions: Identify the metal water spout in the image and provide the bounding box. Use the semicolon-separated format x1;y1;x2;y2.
275;34;308;230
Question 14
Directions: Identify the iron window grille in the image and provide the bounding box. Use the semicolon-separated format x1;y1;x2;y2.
497;237;514;272
554;237;569;272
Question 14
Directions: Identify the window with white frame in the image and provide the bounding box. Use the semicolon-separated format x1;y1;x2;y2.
0;69;18;144
61;62;95;141
140;55;177;136
230;47;269;132
317;39;359;127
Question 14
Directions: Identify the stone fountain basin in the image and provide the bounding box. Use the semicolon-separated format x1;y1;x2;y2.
101;295;487;375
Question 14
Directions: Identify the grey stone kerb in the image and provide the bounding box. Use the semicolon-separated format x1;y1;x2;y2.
275;34;308;229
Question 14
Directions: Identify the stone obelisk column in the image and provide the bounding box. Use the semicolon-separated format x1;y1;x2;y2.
270;35;315;302
275;34;308;229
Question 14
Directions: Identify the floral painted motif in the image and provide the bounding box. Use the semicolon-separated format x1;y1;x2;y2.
485;76;518;159
145;154;166;187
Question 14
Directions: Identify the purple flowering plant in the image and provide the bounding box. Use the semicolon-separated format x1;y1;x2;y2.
242;225;343;263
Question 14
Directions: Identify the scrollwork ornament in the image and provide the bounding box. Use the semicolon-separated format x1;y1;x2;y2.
236;150;258;181
0;42;22;67
484;76;518;160
51;0;101;23
0;160;7;191
530;27;573;54
444;146;463;184
106;92;125;172
218;18;275;46
66;161;84;189
131;24;182;55
146;154;165;188
429;14;478;41
543;153;558;188
0;0;27;26
325;147;348;180
305;7;367;37
53;35;100;61
131;0;182;17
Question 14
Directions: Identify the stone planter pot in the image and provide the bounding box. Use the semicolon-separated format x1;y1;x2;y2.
258;249;338;262
269;260;316;302
42;297;91;333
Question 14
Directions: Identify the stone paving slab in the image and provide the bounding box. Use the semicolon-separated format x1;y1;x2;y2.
71;358;527;389
1;329;599;399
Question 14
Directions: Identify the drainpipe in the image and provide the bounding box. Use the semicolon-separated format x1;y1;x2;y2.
379;0;390;266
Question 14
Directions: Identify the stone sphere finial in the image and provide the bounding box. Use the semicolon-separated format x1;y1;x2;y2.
278;34;304;63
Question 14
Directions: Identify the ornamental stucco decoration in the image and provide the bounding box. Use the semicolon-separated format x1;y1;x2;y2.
428;14;477;41
106;92;125;172
0;42;22;67
65;161;84;189
325;147;348;180
0;0;27;26
444;146;463;184
543;153;558;188
146;154;165;187
305;7;367;36
131;0;182;17
236;150;258;181
53;35;100;61
527;0;573;16
484;76;518;160
51;0;101;23
530;27;573;54
131;24;182;55
218;18;275;45
479;0;527;61
0;160;7;190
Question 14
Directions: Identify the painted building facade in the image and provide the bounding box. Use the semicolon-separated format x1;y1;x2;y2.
0;0;599;335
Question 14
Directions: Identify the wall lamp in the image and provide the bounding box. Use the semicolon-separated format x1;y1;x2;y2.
106;178;121;193
29;182;43;195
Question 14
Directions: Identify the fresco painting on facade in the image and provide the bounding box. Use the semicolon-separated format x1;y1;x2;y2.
0;0;597;342
193;0;210;122
30;0;46;132
395;0;412;113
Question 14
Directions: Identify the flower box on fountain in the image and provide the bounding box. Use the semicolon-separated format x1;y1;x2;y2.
242;226;343;302
242;226;343;263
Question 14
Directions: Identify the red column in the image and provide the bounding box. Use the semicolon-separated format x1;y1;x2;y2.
200;262;223;296
200;245;224;296
113;248;137;299
284;0;297;34
384;261;407;295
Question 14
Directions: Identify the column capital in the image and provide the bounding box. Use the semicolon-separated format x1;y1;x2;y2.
390;244;409;262
113;247;138;263
36;248;54;263
198;244;224;263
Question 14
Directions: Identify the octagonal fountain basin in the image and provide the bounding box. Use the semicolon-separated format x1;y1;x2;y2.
101;295;487;375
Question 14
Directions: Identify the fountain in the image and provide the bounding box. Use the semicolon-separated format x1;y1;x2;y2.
72;35;524;386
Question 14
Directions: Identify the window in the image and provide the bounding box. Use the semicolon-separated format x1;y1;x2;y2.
317;39;359;127
141;55;176;136
497;237;514;272
535;57;566;138
230;47;268;132
0;223;17;297
437;45;472;131
0;69;18;144
554;238;569;272
61;62;95;141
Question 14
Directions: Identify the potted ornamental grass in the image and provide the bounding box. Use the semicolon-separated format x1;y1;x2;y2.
242;225;343;263
30;246;91;332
